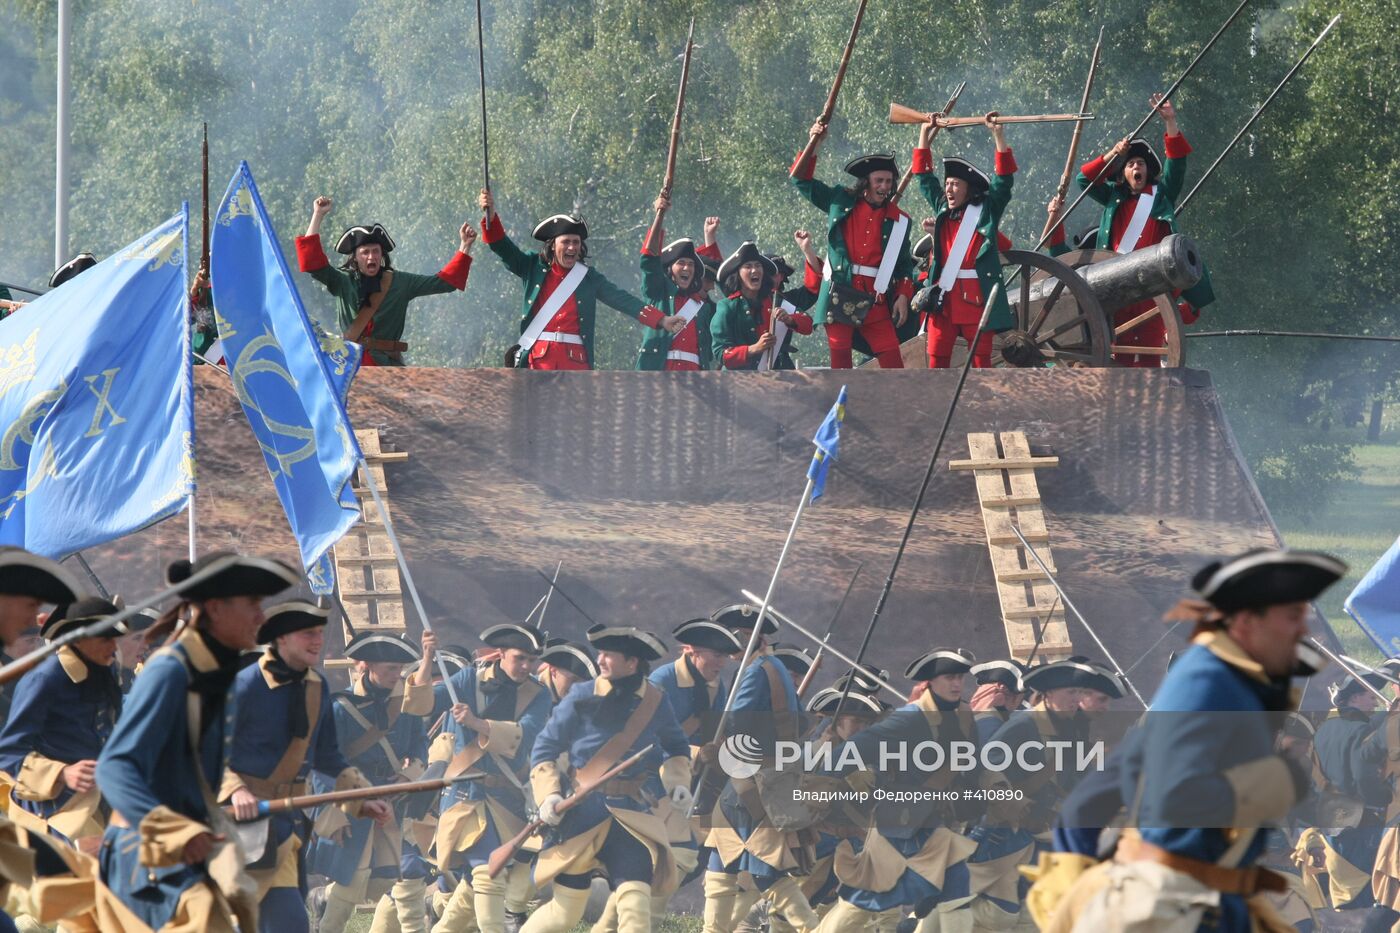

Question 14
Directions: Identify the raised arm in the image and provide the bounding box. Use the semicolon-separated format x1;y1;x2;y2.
790;120;840;212
478;188;536;280
1154;95;1193;202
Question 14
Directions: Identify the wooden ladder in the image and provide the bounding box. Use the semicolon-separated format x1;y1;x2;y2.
329;428;409;657
950;432;1072;662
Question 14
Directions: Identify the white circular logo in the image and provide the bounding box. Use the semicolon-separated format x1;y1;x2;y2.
718;733;764;779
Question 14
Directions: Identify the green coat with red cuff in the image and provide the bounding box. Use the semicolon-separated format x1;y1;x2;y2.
294;235;471;366
636;242;721;371
482;215;663;369
790;160;916;326
915;147;1017;331
1077;133;1215;310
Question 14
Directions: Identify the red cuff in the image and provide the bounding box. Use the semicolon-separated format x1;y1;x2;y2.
295;235;330;273
994;149;1017;176
803;261;823;293
722;345;750;369
997;231;1014;251
638;305;665;329
1080;154;1110;180
912;147;933;175
1178;300;1200;325
894;279;914;302
790;312;815;336
790;151;815;181
641;243;657;257
437;252;472;290
1163;132;1192;159
482;214;507;244
697;242;722;262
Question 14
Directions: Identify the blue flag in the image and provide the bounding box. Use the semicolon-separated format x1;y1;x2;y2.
807;385;848;502
1346;535;1400;655
0;212;194;557
211;163;363;593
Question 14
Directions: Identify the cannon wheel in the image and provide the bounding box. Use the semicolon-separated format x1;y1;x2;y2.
1060;249;1186;368
993;250;1111;367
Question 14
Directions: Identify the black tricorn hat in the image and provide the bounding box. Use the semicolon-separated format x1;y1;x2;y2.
943;157;990;195
970;659;1028;692
532;214;589;242
49;253;97;289
771;646;814;680
766;254;796;280
166;552;300;603
831;665;889;697
1072;659;1125;699
437;651;472;678
0;547;87;605
912;233;934;262
710;603;778;637
716;243;778;289
41;597;121;641
257;599;329;644
586;624;665;662
905;648;976;681
845;153;898;178
1024;659;1099;693
335;224;396;255
672;619;743;654
345;631;421;664
480;623;546;655
1116;138;1163;181
540;637;598;680
1330;671;1389;705
1191;549;1346;614
660;238;700;269
807;685;887;717
699;253;721;279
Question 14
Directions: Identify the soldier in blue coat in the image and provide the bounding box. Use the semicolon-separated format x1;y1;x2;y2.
537;638;598;706
1048;549;1342;932
0;548;86;724
434;623;551;933
96;552;299;933
0;598;122;843
652;619;741;752
223;601;389;933
311;629;438;933
524;624;691;933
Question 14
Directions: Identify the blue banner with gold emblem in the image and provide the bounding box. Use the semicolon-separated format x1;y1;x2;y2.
0;211;194;557
211;163;363;593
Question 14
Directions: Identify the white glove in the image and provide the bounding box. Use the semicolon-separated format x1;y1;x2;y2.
537;793;565;827
670;784;693;811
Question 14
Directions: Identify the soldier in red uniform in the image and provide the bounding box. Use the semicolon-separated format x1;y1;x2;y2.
710;243;817;371
636;195;725;371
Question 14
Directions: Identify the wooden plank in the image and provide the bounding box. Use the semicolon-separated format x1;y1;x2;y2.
966;435;1038;658
340;590;404;600
995;567;1055;583
1000;432;1072;654
363;451;409;463
948;456;1060;472
988;530;1050;546
1004;606;1066;621
978;494;1045;507
336;555;399;565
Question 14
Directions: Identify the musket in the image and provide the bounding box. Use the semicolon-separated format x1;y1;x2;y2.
533;570;600;627
227;773;475;820
487;743;655;878
475;0;492;219
1177;15;1340;217
68;553;111;600
893;81;965;205
796;561;863;698
794;0;870;170
537;560;563;629
1043;27;1104;244
888;105;1094;128
645;19;696;254
200;123;210;279
0;281;44;297
1306;637;1389;704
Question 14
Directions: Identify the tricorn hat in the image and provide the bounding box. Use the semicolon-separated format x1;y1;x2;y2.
1329;671;1389;705
1191;549;1346;615
166;552;299;603
335;224;396;255
845;154;898;179
766;254;796;280
257;600;330;644
771;646;814;681
540;638;598;680
830;665;889;697
710;603;778;637
437;651;473;678
717;243;778;290
660;238;701;269
1116;138;1163;181
943;157;990;196
905;648;976;681
807;685;887;717
586;624;665;662
0;547;87;605
970;659;1028;692
912;234;934;262
41;597;121;641
532;214;589;242
480;623;546;655
1072;659;1125;699
345;631;421;665
49;253;98;289
1023;659;1099;693
672;619;743;654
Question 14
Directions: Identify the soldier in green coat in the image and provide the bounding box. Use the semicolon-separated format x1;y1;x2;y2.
636;195;724;371
296;196;475;366
477;190;682;370
710;240;818;371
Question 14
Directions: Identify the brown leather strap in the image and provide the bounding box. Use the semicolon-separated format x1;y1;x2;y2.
245;676;321;796
574;683;663;787
344;269;395;342
360;338;408;353
446;671;545;780
1120;837;1288;895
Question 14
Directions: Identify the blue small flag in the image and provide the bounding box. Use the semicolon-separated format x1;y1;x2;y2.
807;385;847;503
0;211;193;557
1346;535;1400;655
211;162;364;594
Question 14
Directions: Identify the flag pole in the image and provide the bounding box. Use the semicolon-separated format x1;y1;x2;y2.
359;462;460;704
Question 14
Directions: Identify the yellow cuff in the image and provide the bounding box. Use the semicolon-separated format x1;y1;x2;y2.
335;767;372;819
481;720;523;758
659;756;692;795
216;769;246;804
531;760;562;804
1021;852;1098;930
14;754;66;802
428;732;456;766
137;805;212;869
401;677;435;716
1223;755;1299;825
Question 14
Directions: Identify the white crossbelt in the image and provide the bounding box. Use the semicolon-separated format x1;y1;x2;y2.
822;213;910;296
516;262;589;355
535;331;584;345
1116;185;1158;254
666;350;701;365
936;202;983;294
758;300;798;372
675;297;704;325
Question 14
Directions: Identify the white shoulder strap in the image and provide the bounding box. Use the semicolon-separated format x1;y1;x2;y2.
517;262;590;354
935;203;983;294
873;214;910;294
1116;185;1158;254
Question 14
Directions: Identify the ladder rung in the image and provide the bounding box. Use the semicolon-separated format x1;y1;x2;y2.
1004;607;1064;621
339;590;404;600
979;494;1044;507
949;456;1059;472
995;568;1055;582
989;531;1050;546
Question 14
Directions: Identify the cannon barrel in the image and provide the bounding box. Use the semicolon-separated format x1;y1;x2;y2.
1028;234;1203;312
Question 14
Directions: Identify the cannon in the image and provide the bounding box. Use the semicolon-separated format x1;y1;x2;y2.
892;234;1204;368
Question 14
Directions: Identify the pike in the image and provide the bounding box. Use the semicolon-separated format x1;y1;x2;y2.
200;123;210;281
644;18;696;253
796;561;863;698
1044;26;1105;243
486;743;656;878
533;569;601;627
474;0;492;220
892;81;965;205
0;280;44;297
794;0;870;169
888;105;1094;128
1176;15;1341;217
536;560;563;628
1306;637;1389;704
